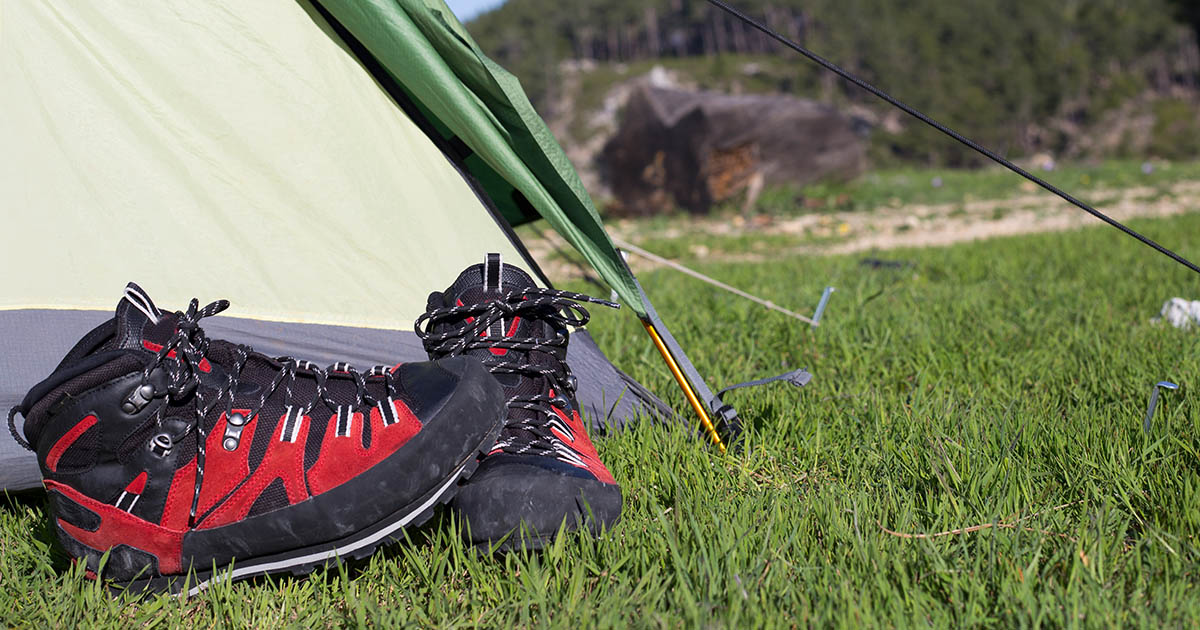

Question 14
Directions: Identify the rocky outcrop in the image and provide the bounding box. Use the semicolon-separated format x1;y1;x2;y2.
600;84;866;215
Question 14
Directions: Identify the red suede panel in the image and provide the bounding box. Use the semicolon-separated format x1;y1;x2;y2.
550;407;615;484
195;410;257;516
389;399;422;440
46;415;98;472
46;480;184;575
306;410;365;496
124;472;148;494
196;412;309;530
307;399;422;496
160;460;197;531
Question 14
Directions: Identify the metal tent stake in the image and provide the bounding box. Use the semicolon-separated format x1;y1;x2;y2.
811;287;835;326
1144;381;1179;433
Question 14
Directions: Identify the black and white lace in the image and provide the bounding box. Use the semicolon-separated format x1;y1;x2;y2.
59;297;401;526
415;288;617;460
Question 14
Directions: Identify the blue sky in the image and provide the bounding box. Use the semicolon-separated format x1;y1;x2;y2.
445;0;507;21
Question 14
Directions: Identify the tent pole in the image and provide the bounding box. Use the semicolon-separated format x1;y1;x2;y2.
642;321;727;453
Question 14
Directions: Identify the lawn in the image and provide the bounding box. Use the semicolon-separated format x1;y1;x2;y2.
4;205;1200;626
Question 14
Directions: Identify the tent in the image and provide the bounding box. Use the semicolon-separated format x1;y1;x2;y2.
0;0;743;491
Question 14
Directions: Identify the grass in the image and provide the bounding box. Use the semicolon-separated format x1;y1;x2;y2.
5;207;1200;627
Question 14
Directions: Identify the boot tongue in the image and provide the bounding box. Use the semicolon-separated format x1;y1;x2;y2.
114;282;178;352
440;254;540;341
425;254;574;447
435;254;555;385
446;252;538;298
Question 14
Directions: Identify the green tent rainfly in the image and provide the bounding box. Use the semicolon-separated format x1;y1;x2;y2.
318;0;644;314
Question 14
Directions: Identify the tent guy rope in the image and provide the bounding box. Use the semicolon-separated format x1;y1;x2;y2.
611;237;819;325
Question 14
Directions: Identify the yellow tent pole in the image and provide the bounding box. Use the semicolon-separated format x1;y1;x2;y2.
642;321;727;453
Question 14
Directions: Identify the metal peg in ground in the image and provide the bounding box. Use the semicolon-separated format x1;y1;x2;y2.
1144;381;1179;433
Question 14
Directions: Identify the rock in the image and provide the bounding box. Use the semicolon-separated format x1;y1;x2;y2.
600;84;866;215
1158;297;1200;329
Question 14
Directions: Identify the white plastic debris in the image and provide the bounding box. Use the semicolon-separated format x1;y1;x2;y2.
1158;298;1200;329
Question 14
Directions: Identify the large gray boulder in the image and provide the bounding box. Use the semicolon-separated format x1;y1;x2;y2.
601;84;866;215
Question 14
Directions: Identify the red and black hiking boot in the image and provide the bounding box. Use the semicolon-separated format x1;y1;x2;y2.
416;254;622;549
7;283;506;594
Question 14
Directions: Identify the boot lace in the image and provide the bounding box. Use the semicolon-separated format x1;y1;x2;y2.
415;288;618;460
7;296;410;527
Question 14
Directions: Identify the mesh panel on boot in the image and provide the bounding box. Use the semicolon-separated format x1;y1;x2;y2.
52;425;102;474
302;374;360;470
248;392;287;471
247;477;289;518
303;408;328;470
360;407;373;451
117;416;160;467
24;355;144;446
202;340;241;370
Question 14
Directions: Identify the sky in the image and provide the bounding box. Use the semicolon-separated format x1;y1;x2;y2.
444;0;507;21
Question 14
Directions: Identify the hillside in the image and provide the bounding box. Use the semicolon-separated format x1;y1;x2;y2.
468;0;1200;173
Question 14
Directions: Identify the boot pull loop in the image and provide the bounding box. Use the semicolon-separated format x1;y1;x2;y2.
7;406;33;452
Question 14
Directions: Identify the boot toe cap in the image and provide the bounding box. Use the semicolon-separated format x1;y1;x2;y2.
451;456;622;549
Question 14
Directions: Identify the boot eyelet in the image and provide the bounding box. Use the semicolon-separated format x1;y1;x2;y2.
149;433;173;457
222;413;248;450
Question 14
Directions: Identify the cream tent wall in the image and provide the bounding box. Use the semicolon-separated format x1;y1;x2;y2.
0;0;671;491
0;0;523;325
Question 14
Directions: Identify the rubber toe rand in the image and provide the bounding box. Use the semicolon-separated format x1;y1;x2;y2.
452;462;621;551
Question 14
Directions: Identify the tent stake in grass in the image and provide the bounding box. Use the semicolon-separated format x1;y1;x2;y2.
642;321;728;452
1144;381;1179;433
811;287;836;326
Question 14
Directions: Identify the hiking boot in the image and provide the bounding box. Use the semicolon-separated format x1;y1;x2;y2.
7;283;506;593
416;254;622;549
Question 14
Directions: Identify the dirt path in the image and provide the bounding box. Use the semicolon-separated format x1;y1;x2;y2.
524;180;1200;278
